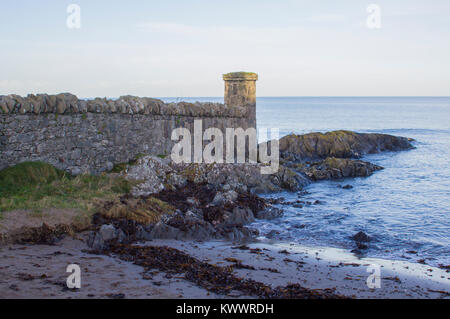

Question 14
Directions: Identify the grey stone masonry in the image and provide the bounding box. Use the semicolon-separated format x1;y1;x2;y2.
0;94;246;117
0;72;258;174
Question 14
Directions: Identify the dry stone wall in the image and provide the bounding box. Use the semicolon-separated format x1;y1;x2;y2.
0;93;252;175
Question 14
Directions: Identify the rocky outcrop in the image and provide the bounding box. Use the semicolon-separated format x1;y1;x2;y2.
123;155;309;196
86;157;295;248
264;130;414;182
300;157;384;181
278;130;414;162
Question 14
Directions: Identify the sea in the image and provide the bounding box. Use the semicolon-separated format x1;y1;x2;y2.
162;96;450;267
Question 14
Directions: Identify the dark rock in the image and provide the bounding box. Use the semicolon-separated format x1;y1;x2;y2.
277;130;414;161
266;230;280;239
356;242;368;250
255;207;284;220
352;231;371;242
225;227;254;242
342;184;353;189
223;207;255;225
212;190;238;206
302;157;383;181
149;222;183;240
351;249;364;256
87;224;127;251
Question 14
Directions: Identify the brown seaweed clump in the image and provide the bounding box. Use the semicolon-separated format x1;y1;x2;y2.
96;196;175;225
109;243;345;299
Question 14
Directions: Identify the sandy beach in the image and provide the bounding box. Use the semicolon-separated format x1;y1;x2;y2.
1;234;448;299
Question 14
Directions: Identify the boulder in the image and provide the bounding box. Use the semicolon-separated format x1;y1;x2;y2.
99;224;117;241
352;231;371;242
222;207;255;226
125;156;175;196
272;166;310;191
88;224;127;251
225;227;255;242
212;190;238;206
149;221;183;240
278;130;414;161
302;157;383;181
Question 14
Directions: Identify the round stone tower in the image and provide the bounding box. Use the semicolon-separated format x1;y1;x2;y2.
223;72;258;129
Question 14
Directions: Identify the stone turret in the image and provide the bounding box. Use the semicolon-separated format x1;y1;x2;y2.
223;72;258;130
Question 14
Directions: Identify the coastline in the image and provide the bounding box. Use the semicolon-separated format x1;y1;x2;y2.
1;129;448;299
1;235;448;299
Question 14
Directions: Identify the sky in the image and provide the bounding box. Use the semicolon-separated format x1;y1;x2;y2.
0;0;449;98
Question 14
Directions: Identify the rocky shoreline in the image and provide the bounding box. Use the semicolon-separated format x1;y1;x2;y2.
83;131;414;251
1;130;426;299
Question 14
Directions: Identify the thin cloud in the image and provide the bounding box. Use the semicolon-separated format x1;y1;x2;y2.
135;22;308;44
307;14;346;23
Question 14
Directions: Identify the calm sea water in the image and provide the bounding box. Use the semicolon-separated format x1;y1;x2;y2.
163;97;450;266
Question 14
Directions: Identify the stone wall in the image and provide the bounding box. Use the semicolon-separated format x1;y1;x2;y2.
0;94;252;175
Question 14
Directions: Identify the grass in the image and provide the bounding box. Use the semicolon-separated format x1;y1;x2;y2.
0;162;136;214
111;153;148;173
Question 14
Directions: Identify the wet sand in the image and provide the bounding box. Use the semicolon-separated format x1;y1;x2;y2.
149;239;450;299
0;235;448;299
0;235;224;299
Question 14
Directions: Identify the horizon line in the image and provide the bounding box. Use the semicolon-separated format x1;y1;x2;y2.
156;95;450;98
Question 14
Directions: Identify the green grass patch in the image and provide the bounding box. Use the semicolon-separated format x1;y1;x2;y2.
0;162;136;213
111;153;148;173
111;163;128;173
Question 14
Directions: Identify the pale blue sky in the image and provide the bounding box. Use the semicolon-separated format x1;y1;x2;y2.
1;0;449;97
